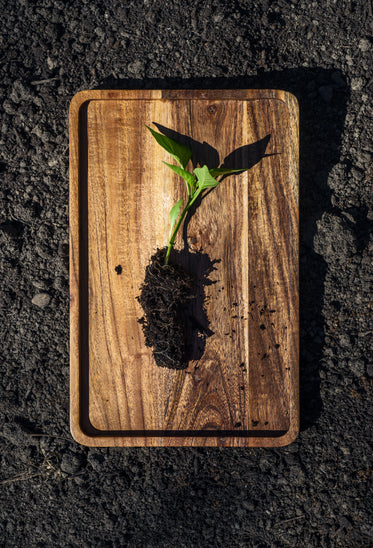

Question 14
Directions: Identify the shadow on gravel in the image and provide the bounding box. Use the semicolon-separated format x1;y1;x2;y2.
96;69;349;432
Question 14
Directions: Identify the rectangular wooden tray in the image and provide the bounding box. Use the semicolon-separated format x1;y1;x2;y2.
69;89;299;447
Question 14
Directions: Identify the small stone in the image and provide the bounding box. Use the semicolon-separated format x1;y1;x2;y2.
88;452;105;471
338;333;351;348
127;60;144;76
31;279;49;290
351;77;364;91
3;100;15;115
340;516;353;529
358;38;370;52
213;14;224;23
94;26;105;38
314;213;357;262
350;167;363;181
346;54;353;65
10;80;29;103
47;56;56;70
349;359;365;377
53;276;67;291
60;452;85;475
58;242;69;257
31;293;50;308
2;423;24;446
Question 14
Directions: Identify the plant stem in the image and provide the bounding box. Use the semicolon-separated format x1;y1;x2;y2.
164;189;203;266
164;201;190;266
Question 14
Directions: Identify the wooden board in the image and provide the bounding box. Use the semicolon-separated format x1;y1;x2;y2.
69;89;299;447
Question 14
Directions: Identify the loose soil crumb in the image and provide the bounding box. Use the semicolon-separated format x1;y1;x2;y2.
137;248;195;369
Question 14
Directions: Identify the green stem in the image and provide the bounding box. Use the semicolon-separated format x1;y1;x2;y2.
164;189;203;266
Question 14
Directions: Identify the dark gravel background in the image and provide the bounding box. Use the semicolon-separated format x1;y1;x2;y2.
1;0;372;546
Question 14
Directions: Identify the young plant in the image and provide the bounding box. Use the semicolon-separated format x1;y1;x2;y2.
146;124;248;265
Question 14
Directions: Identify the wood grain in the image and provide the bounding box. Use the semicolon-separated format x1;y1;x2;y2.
69;89;299;447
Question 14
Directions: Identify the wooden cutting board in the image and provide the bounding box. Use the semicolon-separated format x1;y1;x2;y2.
69;89;299;447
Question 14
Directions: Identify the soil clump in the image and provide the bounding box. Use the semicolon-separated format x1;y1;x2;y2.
137;248;195;369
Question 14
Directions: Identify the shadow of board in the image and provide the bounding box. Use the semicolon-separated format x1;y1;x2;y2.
92;69;349;433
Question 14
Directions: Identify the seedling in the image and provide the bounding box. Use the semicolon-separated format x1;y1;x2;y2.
146;124;249;265
139;124;252;369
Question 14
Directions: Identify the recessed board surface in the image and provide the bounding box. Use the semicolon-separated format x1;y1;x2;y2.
69;89;299;447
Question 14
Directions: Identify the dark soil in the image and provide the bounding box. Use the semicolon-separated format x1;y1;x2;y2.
137;248;195;370
1;0;372;546
138;247;217;369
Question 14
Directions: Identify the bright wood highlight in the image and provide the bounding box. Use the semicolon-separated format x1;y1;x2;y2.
69;89;299;447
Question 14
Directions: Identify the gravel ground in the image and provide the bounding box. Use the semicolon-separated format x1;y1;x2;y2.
1;0;372;546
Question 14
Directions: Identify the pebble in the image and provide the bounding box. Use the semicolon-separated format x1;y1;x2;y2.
3;100;15;114
57;242;69;258
31;293;51;308
351;77;364;91
213;14;224;23
338;333;351;348
349;359;365;377
88;452;106;471
53;276;67;291
358;38;370;52
2;423;24;446
314;213;357;262
60;452;85;475
350;167;363;181
127;60;144;77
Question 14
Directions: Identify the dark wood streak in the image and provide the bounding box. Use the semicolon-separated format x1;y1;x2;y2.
103;172;134;431
90;110;127;430
164;371;187;430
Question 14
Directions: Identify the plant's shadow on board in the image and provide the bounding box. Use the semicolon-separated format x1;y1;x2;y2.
95;68;349;432
154;122;272;172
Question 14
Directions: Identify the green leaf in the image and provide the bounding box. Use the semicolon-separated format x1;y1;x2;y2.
162;161;196;194
146;125;192;169
193;165;220;189
169;198;183;235
209;167;247;178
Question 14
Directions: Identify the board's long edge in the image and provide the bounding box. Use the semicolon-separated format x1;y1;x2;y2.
69;91;83;445
268;89;300;448
69;89;299;448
